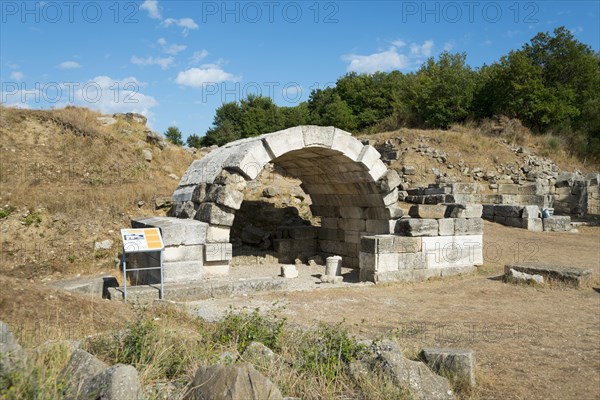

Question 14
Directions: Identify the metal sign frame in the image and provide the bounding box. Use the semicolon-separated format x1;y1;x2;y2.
120;228;165;303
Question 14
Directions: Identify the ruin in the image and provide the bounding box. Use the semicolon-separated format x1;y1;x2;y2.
131;126;483;284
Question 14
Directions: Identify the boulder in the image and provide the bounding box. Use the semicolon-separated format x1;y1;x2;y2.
0;320;26;371
185;362;283;400
78;364;143;400
61;349;109;397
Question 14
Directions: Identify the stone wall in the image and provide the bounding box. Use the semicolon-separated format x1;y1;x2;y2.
359;204;484;283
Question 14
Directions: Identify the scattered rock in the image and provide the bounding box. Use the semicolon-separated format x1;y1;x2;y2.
281;264;299;279
155;196;172;210
185;362;283;400
146;130;166;150
61;349;109;396
143;149;153;162
79;364;144;400
96;116;117;126
94;239;113;251
262;187;281;198
242;341;276;362
505;268;544;284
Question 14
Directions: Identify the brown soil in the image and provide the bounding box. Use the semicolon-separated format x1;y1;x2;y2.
191;222;600;400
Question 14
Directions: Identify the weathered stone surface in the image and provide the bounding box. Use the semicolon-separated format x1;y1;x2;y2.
242;341;276;362
521;218;543;232
186;362;283;400
446;204;483;218
61;349;109;397
79;364;143;400
163;245;204;263
505;264;592;287
132;217;208;246
396;219;439;236
195;203;235;226
493;205;522;218
420;348;476;388
377;169;402;192
453;218;484;235
438;218;455;236
422;235;483;268
0;321;26;372
409;205;448;219
204;243;233;262
206;184;244;210
377;341;454;400
542;216;572;232
504;268;544;284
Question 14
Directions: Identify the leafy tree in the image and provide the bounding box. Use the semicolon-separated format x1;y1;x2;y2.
407;52;476;129
240;95;285;137
308;88;357;131
186;134;203;148
164;126;183;146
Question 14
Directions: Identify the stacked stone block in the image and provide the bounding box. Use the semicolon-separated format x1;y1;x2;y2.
359;204;484;283
481;205;571;232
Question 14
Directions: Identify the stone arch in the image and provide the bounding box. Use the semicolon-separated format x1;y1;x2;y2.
169;125;402;270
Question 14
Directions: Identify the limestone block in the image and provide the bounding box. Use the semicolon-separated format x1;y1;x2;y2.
398;251;427;270
454;218;483;235
163;245;204;263
482;204;495;220
281;265;299;279
521;218;543;232
422;235;483;268
204;243;233;262
338;218;366;232
262;126;304;158
206;226;230;243
377;169;402;193
450;183;479;194
382;188;399;206
493;205;522;218
205;184;244;210
396;218;439;237
162;261;203;283
366;219;392;234
339;207;365;219
302;125;335;148
420;348;476;388
195;203;235;226
408;204;448;219
438;218;455;236
446;204;483;218
224;141;272;180
543;216;572;232
498;183;519;195
203;261;230;277
132;217;208;246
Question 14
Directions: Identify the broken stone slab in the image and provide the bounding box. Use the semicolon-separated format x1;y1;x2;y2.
195;202;235;226
61;349;109;397
420;348;476;388
0;321;27;372
186;362;283;400
396;218;439;236
94;239;113;251
409;204;448;219
445;204;483;218
79;364;144;400
505;264;592;287
542;216;572;232
280;265;299;279
376;341;454;400
206;184;244;210
504;268;544;284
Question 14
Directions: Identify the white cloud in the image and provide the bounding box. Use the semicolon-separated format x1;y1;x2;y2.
0;76;158;117
344;48;409;74
131;55;174;70
140;0;161;19
10;71;24;80
162;18;199;36
570;26;583;34
58;61;81;69
344;40;438;73
443;41;455;52
175;67;240;87
156;38;187;55
410;40;434;57
191;50;209;63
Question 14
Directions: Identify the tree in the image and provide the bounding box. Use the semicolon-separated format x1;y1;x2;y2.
164;126;183;146
407;52;476;129
186;134;203;148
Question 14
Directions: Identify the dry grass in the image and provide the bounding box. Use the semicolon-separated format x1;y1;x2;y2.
0;105;199;281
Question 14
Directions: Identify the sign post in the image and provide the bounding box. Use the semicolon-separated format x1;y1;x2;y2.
120;228;165;303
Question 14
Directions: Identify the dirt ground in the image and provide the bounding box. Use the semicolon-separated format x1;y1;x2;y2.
185;221;600;400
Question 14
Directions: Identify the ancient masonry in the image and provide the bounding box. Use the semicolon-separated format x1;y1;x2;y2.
131;126;482;284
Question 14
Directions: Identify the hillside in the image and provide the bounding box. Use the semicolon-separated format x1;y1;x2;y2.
1;106;597;285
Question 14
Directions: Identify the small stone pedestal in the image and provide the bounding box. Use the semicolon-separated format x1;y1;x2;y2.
321;255;343;283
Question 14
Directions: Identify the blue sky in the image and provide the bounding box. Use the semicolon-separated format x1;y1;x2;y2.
1;1;598;140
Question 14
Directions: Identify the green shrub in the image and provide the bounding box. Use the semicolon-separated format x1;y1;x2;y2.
21;212;42;226
213;308;286;353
